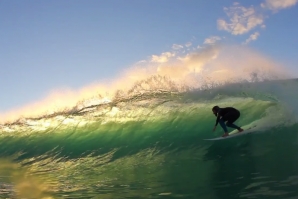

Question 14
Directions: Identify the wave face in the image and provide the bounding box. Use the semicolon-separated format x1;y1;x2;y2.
0;78;297;199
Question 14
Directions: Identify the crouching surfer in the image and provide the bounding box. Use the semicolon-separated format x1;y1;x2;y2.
212;106;244;137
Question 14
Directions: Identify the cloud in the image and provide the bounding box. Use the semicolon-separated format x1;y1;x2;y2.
126;45;289;89
150;52;175;63
204;36;221;45
135;60;147;64
243;32;260;44
217;0;297;36
155;46;220;79
217;3;264;35
185;42;192;47
172;44;183;50
261;0;298;11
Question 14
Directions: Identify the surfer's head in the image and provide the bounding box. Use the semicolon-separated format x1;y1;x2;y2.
212;106;220;114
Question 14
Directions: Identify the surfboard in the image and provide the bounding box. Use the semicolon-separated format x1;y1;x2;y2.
204;125;257;141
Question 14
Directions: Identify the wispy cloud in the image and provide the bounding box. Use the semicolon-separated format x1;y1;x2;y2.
243;32;260;44
217;0;297;45
204;36;221;45
261;0;298;11
151;52;175;63
185;42;192;47
217;2;264;35
172;44;183;50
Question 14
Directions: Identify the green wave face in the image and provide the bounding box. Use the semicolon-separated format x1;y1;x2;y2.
0;79;297;199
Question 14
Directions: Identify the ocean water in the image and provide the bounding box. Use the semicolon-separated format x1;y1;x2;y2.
0;78;297;199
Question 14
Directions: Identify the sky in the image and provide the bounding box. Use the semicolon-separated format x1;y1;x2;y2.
0;0;297;121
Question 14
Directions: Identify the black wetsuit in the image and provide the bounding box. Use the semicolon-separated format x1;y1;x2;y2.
215;107;241;131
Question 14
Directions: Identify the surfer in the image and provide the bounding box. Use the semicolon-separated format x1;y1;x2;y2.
212;106;244;137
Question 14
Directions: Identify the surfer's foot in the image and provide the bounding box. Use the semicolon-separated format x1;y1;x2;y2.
222;133;229;137
238;128;244;132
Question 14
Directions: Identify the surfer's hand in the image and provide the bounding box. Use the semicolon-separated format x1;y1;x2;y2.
213;126;216;131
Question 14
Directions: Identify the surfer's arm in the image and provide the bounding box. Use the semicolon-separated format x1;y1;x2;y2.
214;109;222;126
214;114;220;126
212;114;220;131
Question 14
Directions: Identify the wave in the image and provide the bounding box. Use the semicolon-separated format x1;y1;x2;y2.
0;77;297;156
0;76;297;198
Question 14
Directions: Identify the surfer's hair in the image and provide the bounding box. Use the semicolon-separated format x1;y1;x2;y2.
212;106;219;112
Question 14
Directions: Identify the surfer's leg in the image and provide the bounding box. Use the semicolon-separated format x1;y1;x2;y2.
226;122;241;130
219;119;229;137
226;111;243;131
218;119;228;132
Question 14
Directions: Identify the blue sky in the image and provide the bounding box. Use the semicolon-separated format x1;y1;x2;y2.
0;0;297;117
